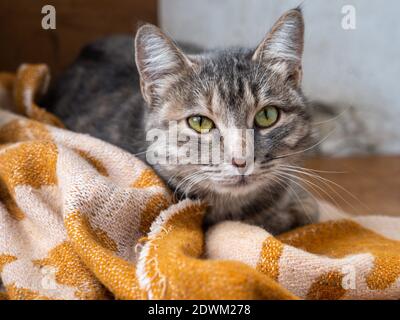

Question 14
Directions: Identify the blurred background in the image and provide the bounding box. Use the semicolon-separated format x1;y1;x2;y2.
160;0;400;156
1;0;399;215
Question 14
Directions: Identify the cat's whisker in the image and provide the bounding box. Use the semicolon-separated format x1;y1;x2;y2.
173;171;203;199
271;170;338;221
185;174;210;199
269;173;315;224
275;169;343;208
311;106;351;126
278;165;369;212
167;171;183;187
275;176;317;223
272;127;337;160
185;172;216;199
173;168;217;200
275;169;354;215
280;164;347;174
130;150;150;157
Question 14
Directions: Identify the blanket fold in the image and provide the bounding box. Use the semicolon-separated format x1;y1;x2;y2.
0;64;399;300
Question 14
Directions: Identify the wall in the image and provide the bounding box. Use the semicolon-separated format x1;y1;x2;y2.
160;0;400;155
0;0;158;77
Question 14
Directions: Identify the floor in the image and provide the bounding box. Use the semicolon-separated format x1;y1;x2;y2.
305;156;400;217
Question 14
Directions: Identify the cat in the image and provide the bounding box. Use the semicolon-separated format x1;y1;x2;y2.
42;8;319;235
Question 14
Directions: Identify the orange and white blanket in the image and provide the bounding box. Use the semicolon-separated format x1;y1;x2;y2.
0;64;399;300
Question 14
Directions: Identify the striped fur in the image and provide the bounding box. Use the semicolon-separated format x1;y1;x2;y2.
43;8;318;234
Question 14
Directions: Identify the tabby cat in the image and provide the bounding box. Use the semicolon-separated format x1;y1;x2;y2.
42;8;319;234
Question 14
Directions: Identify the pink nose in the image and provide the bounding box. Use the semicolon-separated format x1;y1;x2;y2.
232;158;247;168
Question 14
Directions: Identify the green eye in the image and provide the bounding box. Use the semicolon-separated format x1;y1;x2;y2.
187;115;215;133
254;106;279;128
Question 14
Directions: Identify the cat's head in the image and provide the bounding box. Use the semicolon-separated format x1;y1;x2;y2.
134;8;312;198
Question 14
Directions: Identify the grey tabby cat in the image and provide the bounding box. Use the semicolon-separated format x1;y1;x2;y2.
42;8;318;235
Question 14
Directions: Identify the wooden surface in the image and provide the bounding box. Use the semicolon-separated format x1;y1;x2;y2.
0;0;158;77
305;156;400;217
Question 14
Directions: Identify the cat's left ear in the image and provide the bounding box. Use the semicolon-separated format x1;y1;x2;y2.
135;24;194;105
252;8;304;87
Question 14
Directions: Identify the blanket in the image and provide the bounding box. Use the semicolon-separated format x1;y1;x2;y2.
0;64;399;300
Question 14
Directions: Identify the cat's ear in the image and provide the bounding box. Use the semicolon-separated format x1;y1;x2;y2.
135;24;193;105
252;8;304;87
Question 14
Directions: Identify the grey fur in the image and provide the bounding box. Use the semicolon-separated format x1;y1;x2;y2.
42;8;318;235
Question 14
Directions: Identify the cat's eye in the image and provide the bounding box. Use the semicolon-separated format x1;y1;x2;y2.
254;106;279;128
187;115;215;133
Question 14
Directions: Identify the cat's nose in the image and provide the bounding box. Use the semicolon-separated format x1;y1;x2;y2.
232;157;247;168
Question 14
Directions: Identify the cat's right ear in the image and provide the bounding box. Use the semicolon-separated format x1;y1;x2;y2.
252;8;304;87
135;24;193;105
